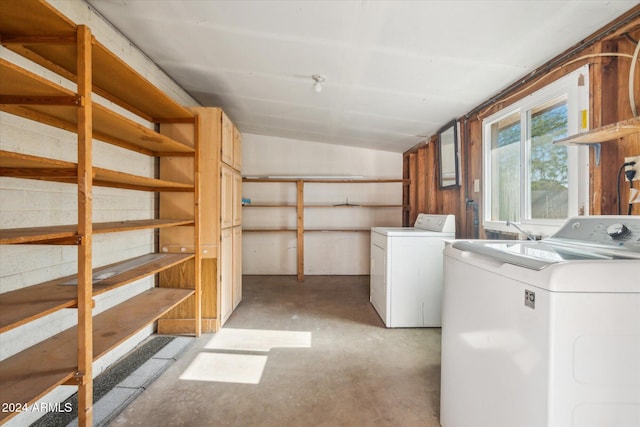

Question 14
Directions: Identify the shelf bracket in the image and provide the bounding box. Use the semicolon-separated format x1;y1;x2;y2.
64;372;87;386
588;143;601;166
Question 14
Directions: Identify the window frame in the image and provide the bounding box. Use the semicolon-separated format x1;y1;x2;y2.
482;65;590;237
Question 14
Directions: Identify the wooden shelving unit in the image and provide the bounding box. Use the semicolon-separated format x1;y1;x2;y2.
0;287;193;412
0;1;200;425
242;177;409;280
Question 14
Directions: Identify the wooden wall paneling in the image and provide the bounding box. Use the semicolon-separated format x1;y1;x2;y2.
457;118;469;238
416;147;427;215
426;141;437;214
402;153;411;226
296;180;304;281
408;152;417;224
615;32;640;215
76;25;93;427
467;118;484;239
591;39;620;215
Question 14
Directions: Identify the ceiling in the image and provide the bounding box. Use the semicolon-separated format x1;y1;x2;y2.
86;0;637;153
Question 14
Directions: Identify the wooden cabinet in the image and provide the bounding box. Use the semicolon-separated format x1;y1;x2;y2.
0;2;197;426
233;171;243;226
233;125;243;171
221;164;235;230
159;107;242;333
220;227;233;324
232;225;243;310
221;111;234;167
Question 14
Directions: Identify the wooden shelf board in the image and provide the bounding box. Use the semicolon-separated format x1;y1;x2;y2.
554;117;640;145
0;253;193;333
0;150;194;191
243;228;372;232
303;204;405;208
0;286;193;423
94;219;195;234
0;0;194;122
304;228;371;232
243;229;297;232
243;177;408;183
242;204;296;208
0;59;194;155
0;219;193;245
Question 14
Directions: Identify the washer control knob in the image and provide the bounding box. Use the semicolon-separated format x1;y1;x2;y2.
607;223;630;239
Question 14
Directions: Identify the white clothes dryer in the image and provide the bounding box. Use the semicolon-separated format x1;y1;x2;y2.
370;213;455;327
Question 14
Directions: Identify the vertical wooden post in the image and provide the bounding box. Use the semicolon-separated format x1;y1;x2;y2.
76;25;93;427
409;153;417;224
402;154;410;226
193;114;202;336
296;180;304;282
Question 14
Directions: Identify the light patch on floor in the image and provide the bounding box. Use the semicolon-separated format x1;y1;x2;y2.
179;353;268;384
205;328;312;352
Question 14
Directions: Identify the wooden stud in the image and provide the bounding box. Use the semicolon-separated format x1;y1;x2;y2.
193;113;202;337
296;180;304;282
76;25;93;427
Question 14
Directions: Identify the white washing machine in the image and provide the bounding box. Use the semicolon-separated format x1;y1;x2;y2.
440;216;640;427
370;213;455;327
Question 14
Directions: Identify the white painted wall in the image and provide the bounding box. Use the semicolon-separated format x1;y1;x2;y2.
0;1;198;425
242;134;403;275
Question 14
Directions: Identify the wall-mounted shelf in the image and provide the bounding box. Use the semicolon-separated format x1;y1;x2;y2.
242;177;406;280
1;150;194;191
0;253;194;333
0;219;194;245
0;286;193;423
0;60;195;156
0;0;193;122
554;116;640;145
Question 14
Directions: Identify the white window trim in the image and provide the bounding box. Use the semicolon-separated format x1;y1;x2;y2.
482;66;590;237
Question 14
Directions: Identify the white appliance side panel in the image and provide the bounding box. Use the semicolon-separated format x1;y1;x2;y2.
387;236;448;327
370;239;387;325
549;292;640;427
440;254;551;427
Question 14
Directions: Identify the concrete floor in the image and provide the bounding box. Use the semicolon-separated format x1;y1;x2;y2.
108;275;442;427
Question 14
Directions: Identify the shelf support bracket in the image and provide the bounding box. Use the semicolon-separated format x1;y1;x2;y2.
588;143;601;166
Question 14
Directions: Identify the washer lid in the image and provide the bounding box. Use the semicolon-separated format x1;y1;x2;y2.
451;239;640;270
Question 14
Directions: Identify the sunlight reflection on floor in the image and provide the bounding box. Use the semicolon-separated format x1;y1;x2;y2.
179;328;311;384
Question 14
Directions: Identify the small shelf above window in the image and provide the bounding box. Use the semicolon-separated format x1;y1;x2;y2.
554;117;640;145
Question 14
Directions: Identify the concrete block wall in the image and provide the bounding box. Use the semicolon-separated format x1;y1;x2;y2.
0;1;198;425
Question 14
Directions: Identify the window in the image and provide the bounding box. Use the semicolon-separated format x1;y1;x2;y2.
483;66;589;235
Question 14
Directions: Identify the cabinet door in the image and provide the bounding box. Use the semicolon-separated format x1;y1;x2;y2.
221;112;234;166
232;226;242;310
221;165;233;229
220;227;233;326
232;172;242;227
233;126;242;171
